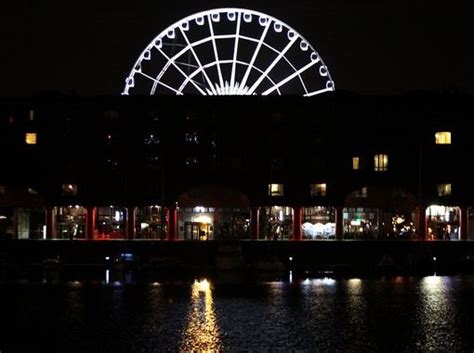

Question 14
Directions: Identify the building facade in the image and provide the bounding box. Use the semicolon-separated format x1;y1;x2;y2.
0;93;473;241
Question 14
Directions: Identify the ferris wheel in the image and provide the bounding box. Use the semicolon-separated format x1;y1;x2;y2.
122;8;335;96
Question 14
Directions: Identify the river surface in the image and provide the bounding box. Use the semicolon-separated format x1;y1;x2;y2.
2;272;474;352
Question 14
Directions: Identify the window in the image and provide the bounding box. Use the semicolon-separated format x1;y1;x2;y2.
144;133;160;145
105;157;119;170
185;132;199;144
310;183;327;197
28;110;34;121
352;157;360;170
25;132;37;145
147;156;160;169
62;184;78;196
435;131;451;144
374;154;388;172
185;156;199;167
268;184;284;197
106;133;118;144
352;187;368;198
437;183;452;196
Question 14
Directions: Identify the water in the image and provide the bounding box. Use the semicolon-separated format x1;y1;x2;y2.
2;273;474;352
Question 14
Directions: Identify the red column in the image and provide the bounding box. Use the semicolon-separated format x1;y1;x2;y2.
126;207;136;240
250;206;259;240
335;206;344;240
167;207;178;240
416;206;426;240
86;206;96;240
46;207;57;239
292;206;302;240
460;207;469;240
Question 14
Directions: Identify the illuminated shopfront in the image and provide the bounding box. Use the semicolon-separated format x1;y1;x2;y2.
426;205;460;240
302;207;335;239
55;206;86;239
136;206;166;239
259;206;293;240
178;207;215;240
343;208;380;239
96;206;126;239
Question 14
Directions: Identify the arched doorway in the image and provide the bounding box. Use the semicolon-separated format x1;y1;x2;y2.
343;186;417;239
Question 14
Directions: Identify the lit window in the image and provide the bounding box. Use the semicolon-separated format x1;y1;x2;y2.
352;157;360;170
25;132;37;145
28;110;34;121
62;184;78;196
437;183;452;196
268;184;284;197
310;183;327;197
374;154;388;172
435;131;451;144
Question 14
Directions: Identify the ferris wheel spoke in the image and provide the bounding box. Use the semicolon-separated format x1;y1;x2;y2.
179;26;217;95
247;35;298;95
207;14;225;89
262;60;317;95
304;87;332;97
174;61;199;69
230;12;242;88
137;71;183;95
157;48;207;95
239;19;272;91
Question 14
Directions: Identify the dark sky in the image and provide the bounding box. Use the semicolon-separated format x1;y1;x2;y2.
2;0;473;96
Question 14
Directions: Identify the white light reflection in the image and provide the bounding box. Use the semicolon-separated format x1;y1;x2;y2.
180;279;221;351
422;275;443;291
301;277;336;286
289;271;293;283
105;270;110;284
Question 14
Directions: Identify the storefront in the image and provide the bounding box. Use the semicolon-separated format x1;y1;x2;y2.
259;206;293;240
302;206;335;239
383;211;416;239
96;206;126;239
426;205;461;240
176;185;250;241
136;206;166;239
343;207;380;239
178;207;215;240
55;206;86;239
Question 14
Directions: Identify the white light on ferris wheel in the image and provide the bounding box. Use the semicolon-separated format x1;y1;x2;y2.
122;8;335;96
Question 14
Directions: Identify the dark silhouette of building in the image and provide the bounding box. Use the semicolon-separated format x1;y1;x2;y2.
0;92;473;241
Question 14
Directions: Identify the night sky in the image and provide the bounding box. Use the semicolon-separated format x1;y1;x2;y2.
2;0;473;96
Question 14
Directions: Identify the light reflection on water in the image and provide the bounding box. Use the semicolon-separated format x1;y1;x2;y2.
412;275;464;351
2;274;474;352
180;279;221;352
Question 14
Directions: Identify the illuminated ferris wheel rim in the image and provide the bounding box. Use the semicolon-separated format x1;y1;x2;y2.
123;7;335;96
